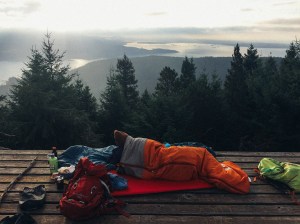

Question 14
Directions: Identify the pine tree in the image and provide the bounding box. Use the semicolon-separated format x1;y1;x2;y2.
278;41;300;101
251;55;279;150
155;66;179;97
98;58;140;145
0;95;14;147
264;55;278;78
179;57;196;89
244;44;259;77
224;43;253;149
124;89;157;139
98;67;126;144
9;33;97;149
72;77;98;120
272;40;300;149
224;43;248;115
115;54;139;110
184;72;225;147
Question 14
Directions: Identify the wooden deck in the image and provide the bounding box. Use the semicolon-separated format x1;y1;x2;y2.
1;150;300;224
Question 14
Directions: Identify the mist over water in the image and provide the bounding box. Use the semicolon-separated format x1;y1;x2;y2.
66;59;97;69
0;59;94;84
125;42;287;58
0;61;24;84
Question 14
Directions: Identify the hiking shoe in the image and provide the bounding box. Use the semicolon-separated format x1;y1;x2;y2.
19;185;46;211
0;213;36;224
114;130;128;148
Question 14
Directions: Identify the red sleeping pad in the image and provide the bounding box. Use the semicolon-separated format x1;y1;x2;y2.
112;173;213;196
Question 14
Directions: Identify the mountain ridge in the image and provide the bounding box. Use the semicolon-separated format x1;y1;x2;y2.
0;56;282;99
71;55;233;97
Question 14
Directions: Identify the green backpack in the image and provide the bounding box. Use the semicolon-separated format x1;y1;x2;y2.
258;158;300;193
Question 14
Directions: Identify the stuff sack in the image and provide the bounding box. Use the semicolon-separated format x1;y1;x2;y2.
59;157;127;221
258;158;300;192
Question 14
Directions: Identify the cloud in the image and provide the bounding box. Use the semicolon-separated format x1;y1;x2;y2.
261;17;300;26
199;39;288;49
128;25;300;39
23;1;40;14
146;12;167;16
272;1;296;6
241;8;254;12
112;26;256;39
0;0;40;16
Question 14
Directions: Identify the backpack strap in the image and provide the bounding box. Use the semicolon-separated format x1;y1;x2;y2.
99;180;130;218
254;168;300;205
289;190;300;205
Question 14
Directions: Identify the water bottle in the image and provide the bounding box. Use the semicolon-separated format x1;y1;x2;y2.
48;153;58;174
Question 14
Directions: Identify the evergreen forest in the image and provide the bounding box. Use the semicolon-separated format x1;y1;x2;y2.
1;34;300;152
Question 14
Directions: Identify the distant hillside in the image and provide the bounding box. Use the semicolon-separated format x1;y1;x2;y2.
71;56;233;98
0;56;282;99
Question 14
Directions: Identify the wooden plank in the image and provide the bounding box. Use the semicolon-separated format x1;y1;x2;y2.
0;174;260;184
0;182;281;194
0;215;300;224
0;155;47;161
2;150;300;159
1;204;300;216
1;154;299;164
57;215;300;224
0;167;258;176
218;156;300;163
0;168;51;175
0;161;48;168
0;160;258;169
0;183;60;192
1;192;296;205
0;175;53;183
0;150;299;224
117;193;296;205
216;151;300;157
2;150;300;157
1;152;299;166
0;150;64;155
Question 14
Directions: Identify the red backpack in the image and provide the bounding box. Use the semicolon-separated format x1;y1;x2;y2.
59;157;128;221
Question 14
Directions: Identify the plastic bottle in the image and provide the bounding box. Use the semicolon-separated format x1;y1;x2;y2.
48;153;58;174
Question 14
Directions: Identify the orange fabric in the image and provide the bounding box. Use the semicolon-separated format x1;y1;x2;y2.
141;139;250;194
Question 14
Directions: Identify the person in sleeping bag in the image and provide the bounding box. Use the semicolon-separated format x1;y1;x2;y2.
114;130;250;194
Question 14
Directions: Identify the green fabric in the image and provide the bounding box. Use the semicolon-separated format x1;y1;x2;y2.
258;158;300;192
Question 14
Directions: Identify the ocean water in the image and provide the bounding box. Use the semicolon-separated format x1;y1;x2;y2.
125;42;287;58
0;42;287;84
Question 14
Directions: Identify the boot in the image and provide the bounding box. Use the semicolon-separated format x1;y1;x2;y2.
114;130;128;148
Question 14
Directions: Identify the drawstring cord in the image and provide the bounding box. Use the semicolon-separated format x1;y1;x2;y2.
253;168;299;206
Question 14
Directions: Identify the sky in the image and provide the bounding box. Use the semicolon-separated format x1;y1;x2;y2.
0;0;300;82
1;0;299;39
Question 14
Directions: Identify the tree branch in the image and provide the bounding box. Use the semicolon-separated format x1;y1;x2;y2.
0;132;15;137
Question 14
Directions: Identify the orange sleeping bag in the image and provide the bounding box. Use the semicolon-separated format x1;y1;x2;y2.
141;139;250;194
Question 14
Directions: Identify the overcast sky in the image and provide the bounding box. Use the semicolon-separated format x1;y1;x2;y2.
0;0;300;82
1;0;299;41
